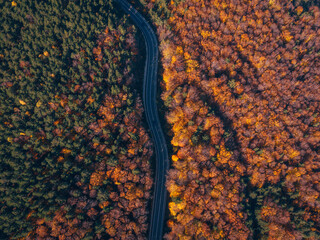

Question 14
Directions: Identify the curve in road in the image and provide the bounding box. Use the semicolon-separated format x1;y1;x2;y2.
115;0;170;239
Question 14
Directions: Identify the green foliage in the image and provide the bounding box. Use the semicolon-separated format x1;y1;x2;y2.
0;0;142;238
241;180;320;239
227;79;236;89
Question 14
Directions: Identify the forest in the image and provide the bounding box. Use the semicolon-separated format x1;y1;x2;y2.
140;0;320;239
1;0;320;239
0;0;153;239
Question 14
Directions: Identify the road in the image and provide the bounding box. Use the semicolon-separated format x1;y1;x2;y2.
115;0;170;239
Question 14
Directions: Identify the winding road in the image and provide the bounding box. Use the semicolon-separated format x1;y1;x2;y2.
115;0;169;239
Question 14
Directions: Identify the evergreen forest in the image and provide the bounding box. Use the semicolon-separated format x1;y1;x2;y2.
0;0;153;239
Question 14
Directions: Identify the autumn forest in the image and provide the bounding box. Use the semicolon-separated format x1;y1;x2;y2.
1;0;320;239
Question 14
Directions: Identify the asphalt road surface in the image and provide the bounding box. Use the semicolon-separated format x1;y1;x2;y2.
115;0;170;239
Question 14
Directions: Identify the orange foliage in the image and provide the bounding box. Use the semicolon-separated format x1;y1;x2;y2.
146;0;320;238
90;171;105;186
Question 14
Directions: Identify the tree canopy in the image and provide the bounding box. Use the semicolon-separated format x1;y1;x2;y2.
0;0;153;239
141;0;320;238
